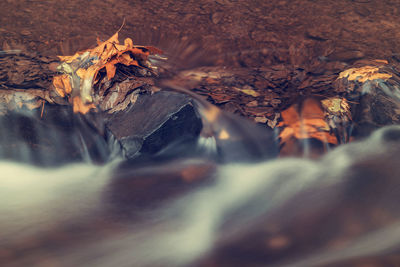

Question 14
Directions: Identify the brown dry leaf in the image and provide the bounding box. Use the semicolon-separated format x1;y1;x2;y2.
278;99;338;145
244;106;273;117
143;46;163;55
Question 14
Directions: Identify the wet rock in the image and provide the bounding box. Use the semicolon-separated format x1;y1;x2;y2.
352;88;400;138
0;91;203;164
0;104;110;166
105;91;202;158
336;61;400;138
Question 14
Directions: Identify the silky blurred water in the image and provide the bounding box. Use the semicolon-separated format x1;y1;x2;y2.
1;100;400;266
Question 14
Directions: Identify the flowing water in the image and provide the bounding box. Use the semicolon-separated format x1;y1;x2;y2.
3;0;400;266
1;88;400;267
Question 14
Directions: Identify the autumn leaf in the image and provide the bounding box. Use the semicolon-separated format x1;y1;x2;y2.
338;64;392;83
72;96;96;114
321;97;351;117
278;98;338;145
234;86;260;97
52;30;162;114
52;74;71;97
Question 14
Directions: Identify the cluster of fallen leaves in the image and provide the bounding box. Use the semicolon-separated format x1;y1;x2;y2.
337;60;392;83
174;68;279;126
52;31;162;113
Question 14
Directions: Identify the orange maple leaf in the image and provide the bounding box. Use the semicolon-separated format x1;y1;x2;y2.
278;98;338;145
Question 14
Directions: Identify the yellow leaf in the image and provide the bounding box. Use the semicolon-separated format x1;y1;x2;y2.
321;97;350;116
124;38;133;48
338;65;392;82
234;87;260;97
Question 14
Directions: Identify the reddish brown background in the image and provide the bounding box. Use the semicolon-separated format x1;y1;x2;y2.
1;0;400;67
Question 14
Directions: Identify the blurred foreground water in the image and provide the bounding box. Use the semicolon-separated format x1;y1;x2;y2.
1;91;400;266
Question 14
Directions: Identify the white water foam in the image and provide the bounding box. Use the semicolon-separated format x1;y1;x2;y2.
1;126;400;266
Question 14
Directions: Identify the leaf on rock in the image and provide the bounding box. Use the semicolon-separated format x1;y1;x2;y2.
52;75;66;97
53;30;163;113
105;61;117;80
338;65;392;83
52;74;72;97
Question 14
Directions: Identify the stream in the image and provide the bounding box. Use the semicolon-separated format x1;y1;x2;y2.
2;0;400;266
1;91;400;266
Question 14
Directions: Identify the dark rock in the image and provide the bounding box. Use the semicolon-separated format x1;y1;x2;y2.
380;126;400;142
352;88;400;138
0;90;203;165
105;91;203;158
